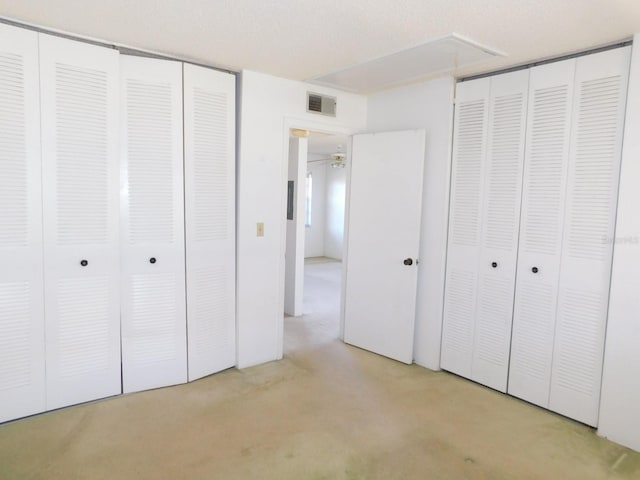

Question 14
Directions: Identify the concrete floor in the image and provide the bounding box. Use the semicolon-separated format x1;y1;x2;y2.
1;258;639;479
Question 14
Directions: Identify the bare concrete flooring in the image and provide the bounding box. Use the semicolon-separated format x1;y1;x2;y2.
1;258;639;479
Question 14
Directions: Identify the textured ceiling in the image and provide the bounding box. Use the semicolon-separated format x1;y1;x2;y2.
308;132;349;156
1;0;639;86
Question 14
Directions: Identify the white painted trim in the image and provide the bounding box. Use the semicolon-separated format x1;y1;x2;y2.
340;137;354;342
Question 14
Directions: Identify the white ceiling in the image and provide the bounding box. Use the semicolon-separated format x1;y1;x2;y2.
1;0;640;89
307;132;349;156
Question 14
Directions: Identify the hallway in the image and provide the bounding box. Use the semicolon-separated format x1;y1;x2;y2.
285;257;342;353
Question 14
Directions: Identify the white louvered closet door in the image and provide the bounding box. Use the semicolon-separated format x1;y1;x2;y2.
471;69;528;392
549;47;631;426
39;34;121;410
508;59;576;408
183;64;236;381
0;25;45;423
441;78;489;378
120;56;187;393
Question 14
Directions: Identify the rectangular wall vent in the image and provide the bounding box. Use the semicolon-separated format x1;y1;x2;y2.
307;92;336;117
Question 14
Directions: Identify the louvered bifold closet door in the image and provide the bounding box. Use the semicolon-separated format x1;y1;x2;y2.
549;47;630;426
508;59;576;408
39;34;121;409
183;64;236;381
120;56;187;393
441;78;489;378
0;24;45;423
471;70;528;392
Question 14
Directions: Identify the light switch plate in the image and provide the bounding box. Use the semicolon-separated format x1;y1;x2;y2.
257;222;264;237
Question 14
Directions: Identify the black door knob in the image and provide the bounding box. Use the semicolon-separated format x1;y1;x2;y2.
80;260;88;267
491;262;498;268
403;258;413;266
150;257;157;264
532;267;539;274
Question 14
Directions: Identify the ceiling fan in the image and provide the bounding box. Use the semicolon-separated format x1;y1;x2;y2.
308;145;346;168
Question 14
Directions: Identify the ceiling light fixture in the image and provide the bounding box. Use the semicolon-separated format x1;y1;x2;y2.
291;128;310;138
330;153;346;168
330;145;346;168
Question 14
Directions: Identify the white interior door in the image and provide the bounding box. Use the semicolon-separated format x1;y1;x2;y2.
508;58;576;408
0;24;46;423
184;64;236;381
343;130;426;364
471;69;529;392
120;55;187;393
441;78;490;378
549;47;630;426
39;34;121;409
441;71;528;392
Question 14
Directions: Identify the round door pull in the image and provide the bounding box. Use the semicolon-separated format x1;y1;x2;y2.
491;262;498;268
149;257;157;264
403;258;413;266
532;266;539;274
80;260;88;267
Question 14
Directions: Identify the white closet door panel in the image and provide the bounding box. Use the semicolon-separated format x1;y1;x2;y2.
550;47;631;426
120;56;186;393
441;78;489;378
0;25;45;423
472;70;528;392
39;34;121;410
184;64;236;381
508;59;576;408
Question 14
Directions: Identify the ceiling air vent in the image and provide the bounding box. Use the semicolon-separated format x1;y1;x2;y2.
307;92;336;117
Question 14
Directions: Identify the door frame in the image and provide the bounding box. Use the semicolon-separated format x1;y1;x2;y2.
277;117;361;357
284;135;307;317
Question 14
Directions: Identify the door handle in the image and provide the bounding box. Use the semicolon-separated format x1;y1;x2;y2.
403;258;413;266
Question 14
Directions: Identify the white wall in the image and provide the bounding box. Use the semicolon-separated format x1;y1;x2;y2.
284;137;307;316
367;76;455;370
304;156;347;260
324;165;347;260
237;70;367;368
598;37;640;451
304;156;326;258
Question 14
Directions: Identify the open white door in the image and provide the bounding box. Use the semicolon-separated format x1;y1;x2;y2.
343;130;426;364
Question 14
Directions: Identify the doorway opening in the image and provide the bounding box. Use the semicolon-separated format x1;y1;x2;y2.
284;130;350;354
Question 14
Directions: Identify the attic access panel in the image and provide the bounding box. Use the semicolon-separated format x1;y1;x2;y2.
309;34;504;94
